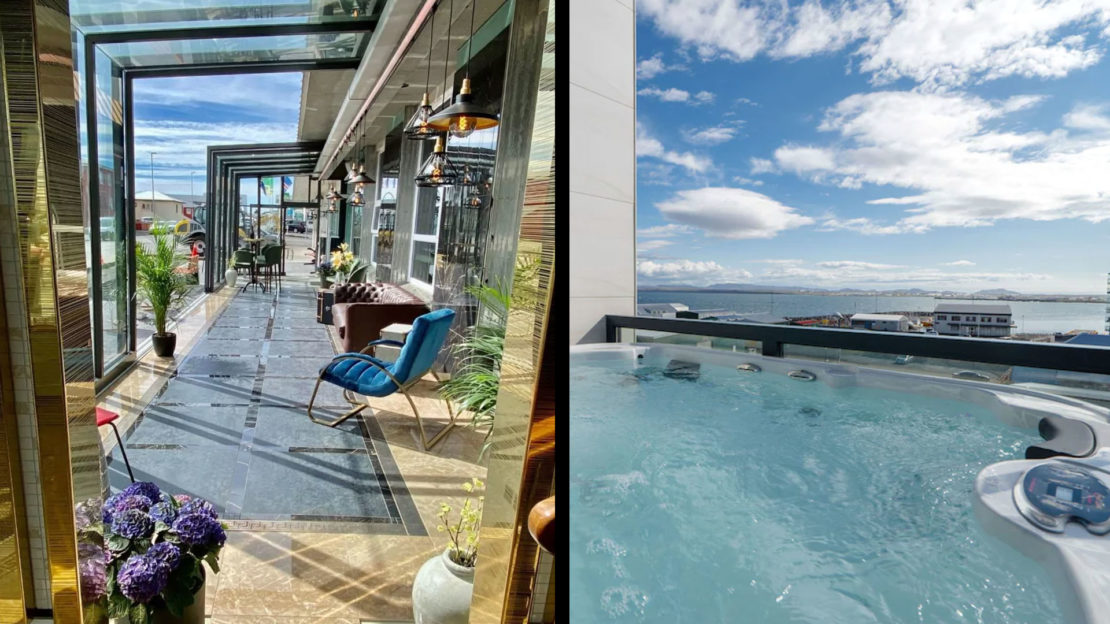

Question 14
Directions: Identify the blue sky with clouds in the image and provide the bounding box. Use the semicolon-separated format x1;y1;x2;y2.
131;72;302;203
634;0;1110;294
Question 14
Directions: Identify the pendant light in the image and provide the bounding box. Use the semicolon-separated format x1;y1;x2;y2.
404;4;439;140
427;0;499;137
414;136;459;187
349;115;375;185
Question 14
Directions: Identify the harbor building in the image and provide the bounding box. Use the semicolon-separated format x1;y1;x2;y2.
638;302;690;317
850;313;910;332
933;303;1013;337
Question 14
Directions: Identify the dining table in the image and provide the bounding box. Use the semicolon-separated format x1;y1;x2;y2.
240;237;266;293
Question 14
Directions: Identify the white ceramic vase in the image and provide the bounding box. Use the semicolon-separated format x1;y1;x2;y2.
411;550;475;624
224;267;237;287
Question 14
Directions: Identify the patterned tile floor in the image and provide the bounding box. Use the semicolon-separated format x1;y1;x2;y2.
98;275;487;621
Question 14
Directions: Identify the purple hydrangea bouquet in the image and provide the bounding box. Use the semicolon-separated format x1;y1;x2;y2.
76;482;226;624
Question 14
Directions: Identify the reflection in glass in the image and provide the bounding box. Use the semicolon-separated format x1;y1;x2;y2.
96;49;129;367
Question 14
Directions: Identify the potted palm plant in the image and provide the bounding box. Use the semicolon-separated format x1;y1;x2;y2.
136;226;192;358
412;478;483;624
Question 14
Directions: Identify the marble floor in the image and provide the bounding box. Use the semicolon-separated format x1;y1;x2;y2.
97;275;487;622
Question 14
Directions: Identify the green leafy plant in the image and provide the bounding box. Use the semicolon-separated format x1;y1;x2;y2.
436;478;484;567
135;226;192;336
439;255;540;458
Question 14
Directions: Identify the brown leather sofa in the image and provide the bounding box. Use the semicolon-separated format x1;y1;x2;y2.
331;282;429;353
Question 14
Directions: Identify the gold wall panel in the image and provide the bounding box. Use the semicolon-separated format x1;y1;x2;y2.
0;31;31;621
1;0;101;620
471;0;556;620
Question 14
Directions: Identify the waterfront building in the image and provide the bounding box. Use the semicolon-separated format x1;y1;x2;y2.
638;302;689;317
850;313;910;332
933;303;1013;337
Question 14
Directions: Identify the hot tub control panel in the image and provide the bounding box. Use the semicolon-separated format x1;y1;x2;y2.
1014;461;1110;535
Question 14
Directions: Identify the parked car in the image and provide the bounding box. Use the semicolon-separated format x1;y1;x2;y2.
287;220;306;233
99;216;115;242
137;216;153;230
952;370;991;381
894;355;914;365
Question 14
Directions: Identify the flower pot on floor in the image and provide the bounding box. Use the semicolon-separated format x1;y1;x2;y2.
412;549;474;624
224;267;238;287
152;333;177;358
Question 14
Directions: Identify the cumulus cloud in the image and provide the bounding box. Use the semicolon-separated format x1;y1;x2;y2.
637;123;713;173
684;123;740;145
638;258;753;284
694;90;716;104
639;87;716;105
775;91;1110;232
636;0;1110;89
637;53;669;79
655;187;815;239
750;157;778;174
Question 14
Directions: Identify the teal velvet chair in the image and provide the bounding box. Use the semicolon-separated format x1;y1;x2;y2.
307;308;457;450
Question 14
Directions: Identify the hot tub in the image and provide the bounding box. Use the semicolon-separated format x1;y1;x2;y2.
570;343;1110;623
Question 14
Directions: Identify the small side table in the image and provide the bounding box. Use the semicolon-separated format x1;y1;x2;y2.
316;288;335;325
376;323;412;362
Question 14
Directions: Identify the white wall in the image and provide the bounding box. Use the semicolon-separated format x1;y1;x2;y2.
569;0;636;344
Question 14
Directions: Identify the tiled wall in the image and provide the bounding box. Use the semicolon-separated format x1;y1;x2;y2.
569;0;636;343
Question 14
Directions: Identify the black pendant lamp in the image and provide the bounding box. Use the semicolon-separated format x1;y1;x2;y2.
404;5;439;140
414;136;459;187
427;0;499;137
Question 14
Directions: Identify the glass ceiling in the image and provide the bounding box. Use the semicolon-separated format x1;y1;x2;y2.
100;31;367;66
71;0;381;34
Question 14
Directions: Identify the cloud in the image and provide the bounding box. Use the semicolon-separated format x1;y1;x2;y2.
638;258;753;284
636;0;1110;89
1063;103;1110;132
733;176;764;186
750;157;778;174
655;186;815;239
774;91;1110;232
637;123;713;173
944;260;976;266
637;239;675;253
637;224;694;237
638;87;715;105
684;124;740;145
637;53;668;79
755;260;1051;290
736;97;758;106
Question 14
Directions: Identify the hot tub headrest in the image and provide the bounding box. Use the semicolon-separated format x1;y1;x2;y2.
1025;414;1096;460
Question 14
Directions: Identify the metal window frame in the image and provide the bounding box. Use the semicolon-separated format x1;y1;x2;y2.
604;315;1110;374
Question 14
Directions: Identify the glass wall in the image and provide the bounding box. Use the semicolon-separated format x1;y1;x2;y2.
95;48;130;369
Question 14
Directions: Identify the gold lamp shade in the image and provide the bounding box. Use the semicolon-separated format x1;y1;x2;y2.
349;164;374;185
426;78;499;138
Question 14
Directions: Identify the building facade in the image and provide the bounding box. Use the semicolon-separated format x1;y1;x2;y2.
134;190;185;223
933;303;1013;337
850;313;910;332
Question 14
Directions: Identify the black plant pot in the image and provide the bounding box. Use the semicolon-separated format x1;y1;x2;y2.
152;333;177;358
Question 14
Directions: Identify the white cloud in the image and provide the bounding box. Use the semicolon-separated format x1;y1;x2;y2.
944;260;976;266
638;87;692;102
1063;103;1110;131
733;176;765;186
637;239;675;253
639;87;715;105
636;123;713;173
638;258;752;284
656;186;815;239
637;224;694;237
736;97;758;106
694;90;716;104
684;124;739;145
750;157;778;174
636;0;1110;89
776;91;1110;232
637;53;668;79
756;260;1051;290
816;260;906;270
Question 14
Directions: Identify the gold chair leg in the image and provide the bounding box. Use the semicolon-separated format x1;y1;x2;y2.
409;371;458;451
307;374;366;428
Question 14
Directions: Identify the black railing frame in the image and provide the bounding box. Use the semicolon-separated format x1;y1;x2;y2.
605;315;1110;375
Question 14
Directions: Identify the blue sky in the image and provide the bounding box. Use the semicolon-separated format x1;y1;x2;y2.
635;0;1110;294
131;72;302;204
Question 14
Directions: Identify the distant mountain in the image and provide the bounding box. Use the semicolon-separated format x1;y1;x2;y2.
973;288;1023;296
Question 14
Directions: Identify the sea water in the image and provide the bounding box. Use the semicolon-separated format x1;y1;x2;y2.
570;355;1064;623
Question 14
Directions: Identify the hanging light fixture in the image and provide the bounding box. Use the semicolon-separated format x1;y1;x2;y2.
414;135;459;187
349;116;375;185
427;0;499;137
404;4;439;140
